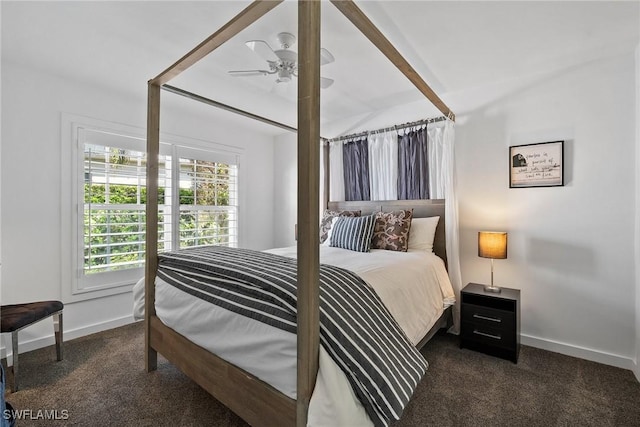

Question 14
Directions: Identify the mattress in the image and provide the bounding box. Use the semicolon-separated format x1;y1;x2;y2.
132;246;455;426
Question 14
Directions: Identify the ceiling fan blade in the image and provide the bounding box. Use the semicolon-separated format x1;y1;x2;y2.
228;70;273;77
320;77;334;89
245;40;279;62
320;48;335;65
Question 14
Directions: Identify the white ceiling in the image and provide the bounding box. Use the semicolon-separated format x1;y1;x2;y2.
3;1;639;137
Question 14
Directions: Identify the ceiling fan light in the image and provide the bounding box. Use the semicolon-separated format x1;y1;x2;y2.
277;69;292;83
276;32;296;49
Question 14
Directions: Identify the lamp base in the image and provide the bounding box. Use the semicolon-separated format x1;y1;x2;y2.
484;285;502;293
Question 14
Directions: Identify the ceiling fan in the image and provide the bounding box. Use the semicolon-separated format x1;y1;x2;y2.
228;32;335;89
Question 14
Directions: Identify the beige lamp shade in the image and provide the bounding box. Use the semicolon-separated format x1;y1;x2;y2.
478;232;507;259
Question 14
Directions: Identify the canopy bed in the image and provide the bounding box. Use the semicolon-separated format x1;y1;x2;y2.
144;1;456;426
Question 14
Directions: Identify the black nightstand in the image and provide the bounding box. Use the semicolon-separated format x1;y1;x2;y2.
460;283;520;363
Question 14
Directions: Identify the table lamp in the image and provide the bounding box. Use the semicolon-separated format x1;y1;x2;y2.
478;231;507;293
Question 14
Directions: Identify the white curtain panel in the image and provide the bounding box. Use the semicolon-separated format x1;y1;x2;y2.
367;130;398;201
329;141;345;202
427;125;445;198
427;120;462;333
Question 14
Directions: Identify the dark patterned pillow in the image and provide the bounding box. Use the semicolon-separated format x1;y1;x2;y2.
371;210;414;252
330;214;376;253
320;210;361;243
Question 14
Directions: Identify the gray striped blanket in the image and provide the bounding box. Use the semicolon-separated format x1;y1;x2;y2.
157;245;428;427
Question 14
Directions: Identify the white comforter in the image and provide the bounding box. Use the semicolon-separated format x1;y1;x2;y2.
132;246;454;426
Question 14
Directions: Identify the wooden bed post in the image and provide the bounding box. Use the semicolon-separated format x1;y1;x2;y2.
297;0;321;425
145;82;160;372
145;0;283;376
143;1;456;425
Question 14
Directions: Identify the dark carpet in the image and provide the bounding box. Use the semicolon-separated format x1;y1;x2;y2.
4;322;640;426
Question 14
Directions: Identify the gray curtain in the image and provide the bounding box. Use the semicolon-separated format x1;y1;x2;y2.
343;138;370;201
397;128;429;199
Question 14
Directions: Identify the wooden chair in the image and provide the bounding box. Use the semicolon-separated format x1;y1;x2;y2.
1;301;64;391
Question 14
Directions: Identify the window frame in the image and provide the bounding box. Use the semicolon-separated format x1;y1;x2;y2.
61;114;243;302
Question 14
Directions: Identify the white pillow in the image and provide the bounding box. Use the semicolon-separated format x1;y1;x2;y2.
408;216;440;252
322;217;339;246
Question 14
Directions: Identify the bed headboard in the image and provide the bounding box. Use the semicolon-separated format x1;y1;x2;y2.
327;199;447;266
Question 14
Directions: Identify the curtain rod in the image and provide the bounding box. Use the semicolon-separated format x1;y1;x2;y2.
327;116;448;143
162;84;300;134
162;84;332;141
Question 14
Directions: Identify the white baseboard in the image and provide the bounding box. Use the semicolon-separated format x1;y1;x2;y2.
633;359;639;382
1;315;135;365
522;333;635;372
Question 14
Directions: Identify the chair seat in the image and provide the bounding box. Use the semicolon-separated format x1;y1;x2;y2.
1;301;64;333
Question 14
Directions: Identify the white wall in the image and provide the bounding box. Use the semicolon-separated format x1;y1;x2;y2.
456;53;636;369
0;62;275;357
273;133;298;248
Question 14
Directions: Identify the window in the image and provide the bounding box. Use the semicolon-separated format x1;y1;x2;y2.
176;157;238;249
62;115;241;301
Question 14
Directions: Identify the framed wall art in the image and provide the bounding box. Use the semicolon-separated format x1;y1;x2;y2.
509;141;564;188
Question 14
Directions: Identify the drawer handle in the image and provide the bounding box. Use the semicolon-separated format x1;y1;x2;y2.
473;330;502;340
473;314;502;323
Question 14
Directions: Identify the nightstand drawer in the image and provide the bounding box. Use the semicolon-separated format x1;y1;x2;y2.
461;303;515;329
461;321;516;349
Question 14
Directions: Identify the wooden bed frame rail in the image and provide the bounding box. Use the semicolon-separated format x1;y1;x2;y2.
149;316;295;426
145;2;455;426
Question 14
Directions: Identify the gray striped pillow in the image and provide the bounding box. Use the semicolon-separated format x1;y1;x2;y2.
329;214;376;252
